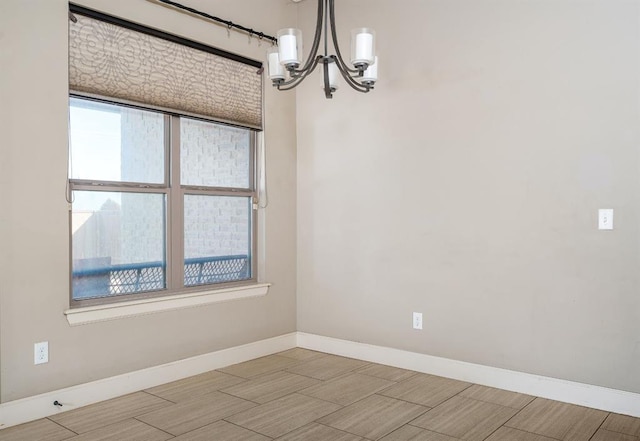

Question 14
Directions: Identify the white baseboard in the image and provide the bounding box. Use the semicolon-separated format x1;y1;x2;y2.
0;332;297;430
296;332;640;418
3;331;639;430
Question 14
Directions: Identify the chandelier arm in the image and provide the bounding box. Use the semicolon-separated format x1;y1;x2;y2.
287;0;324;76
323;59;333;99
333;58;372;93
277;56;323;90
328;0;359;75
341;76;372;93
332;49;358;78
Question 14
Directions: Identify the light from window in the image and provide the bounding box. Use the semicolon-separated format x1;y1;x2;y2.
69;98;165;184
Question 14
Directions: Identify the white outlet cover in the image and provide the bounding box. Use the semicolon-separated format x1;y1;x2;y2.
413;312;423;330
34;341;49;365
598;209;614;230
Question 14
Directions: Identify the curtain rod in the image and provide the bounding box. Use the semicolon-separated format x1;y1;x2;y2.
156;0;278;44
69;3;263;68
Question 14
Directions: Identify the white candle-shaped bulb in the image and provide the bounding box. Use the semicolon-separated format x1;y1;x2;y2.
355;33;373;60
328;62;339;90
267;47;285;81
362;56;378;85
279;35;297;62
277;28;303;67
351;28;376;67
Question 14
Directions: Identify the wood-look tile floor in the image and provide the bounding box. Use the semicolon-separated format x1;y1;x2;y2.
2;349;639;441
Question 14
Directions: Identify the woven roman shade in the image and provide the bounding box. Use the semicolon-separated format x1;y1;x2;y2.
69;9;263;129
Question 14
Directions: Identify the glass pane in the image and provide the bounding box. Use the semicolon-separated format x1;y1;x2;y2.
181;118;251;188
184;195;252;286
71;191;166;299
69;98;165;184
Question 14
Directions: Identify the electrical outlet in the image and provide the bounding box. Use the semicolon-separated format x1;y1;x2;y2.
598;209;613;230
34;341;49;365
413;312;423;330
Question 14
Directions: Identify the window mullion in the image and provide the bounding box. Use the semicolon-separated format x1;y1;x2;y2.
69;179;167;190
69;183;167;194
182;188;254;197
168;116;185;291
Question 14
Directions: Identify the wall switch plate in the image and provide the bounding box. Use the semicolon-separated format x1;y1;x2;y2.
34;341;49;365
413;312;423;330
598;209;613;230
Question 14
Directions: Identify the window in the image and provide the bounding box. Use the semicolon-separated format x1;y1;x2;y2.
69;97;256;306
67;5;264;308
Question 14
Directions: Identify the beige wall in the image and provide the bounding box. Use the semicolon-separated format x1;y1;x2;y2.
296;0;640;393
0;0;297;402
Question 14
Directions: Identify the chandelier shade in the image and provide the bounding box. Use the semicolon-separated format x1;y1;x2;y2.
351;28;376;67
277;28;304;67
267;0;378;99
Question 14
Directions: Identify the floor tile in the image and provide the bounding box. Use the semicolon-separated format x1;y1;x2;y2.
319;394;429;440
225;392;342;438
64;419;171;441
49;392;172;434
458;384;534;409
171;420;270;441
277;348;326;361
274;422;365;440
299;372;395;406
380;373;471;407
410;396;518;441
356;363;417;382
485;426;558;441
0;418;76;441
506;398;608;441
137;391;255;436
218;354;301;379
221;370;321;404
144;370;246;403
286;354;370;380
603;414;640;437
380;424;460;440
379;425;425;441
590;429;639;441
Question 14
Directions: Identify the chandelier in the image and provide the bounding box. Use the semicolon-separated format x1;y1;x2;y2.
267;0;378;99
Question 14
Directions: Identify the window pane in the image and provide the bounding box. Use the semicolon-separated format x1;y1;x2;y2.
181;118;251;188
69;98;165;184
71;191;166;299
184;195;251;286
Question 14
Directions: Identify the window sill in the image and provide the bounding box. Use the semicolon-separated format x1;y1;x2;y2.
64;283;271;326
